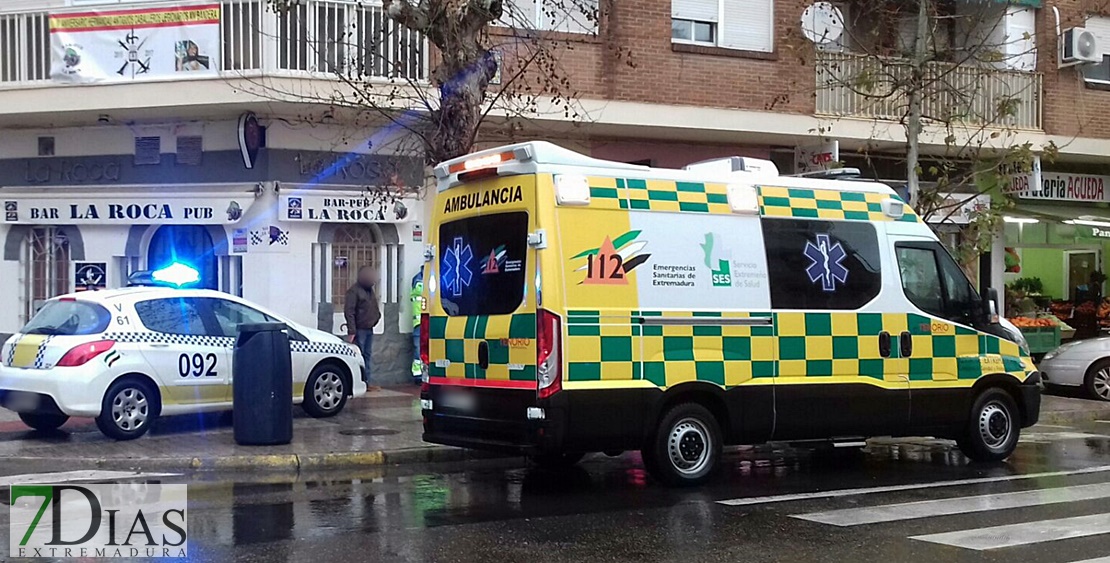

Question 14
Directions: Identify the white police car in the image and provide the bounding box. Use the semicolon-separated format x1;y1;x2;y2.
0;265;366;440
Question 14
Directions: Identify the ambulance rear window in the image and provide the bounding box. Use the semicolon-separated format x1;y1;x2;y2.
438;212;528;316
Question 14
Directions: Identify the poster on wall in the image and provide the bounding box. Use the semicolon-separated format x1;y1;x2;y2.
794;140;839;173
1004;247;1021;274
75;262;107;291
50;3;220;83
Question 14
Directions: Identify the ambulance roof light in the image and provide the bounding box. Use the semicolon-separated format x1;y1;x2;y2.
436;146;535;179
726;184;759;215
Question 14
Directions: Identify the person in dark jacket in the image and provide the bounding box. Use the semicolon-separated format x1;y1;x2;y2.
345;266;381;388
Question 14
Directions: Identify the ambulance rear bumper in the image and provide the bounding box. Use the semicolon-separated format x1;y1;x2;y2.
420;386;565;454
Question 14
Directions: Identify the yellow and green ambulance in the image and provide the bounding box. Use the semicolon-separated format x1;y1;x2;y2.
419;141;1041;486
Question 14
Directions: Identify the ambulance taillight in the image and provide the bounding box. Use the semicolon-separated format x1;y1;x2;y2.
419;313;430;367
537;309;562;399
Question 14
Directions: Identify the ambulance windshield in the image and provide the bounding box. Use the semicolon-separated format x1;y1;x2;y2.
438;212;528;316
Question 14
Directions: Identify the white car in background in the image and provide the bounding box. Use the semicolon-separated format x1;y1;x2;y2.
1040;339;1110;402
0;272;366;439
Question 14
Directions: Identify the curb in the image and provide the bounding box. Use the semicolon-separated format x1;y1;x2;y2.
1;446;511;473
1039;407;1110;425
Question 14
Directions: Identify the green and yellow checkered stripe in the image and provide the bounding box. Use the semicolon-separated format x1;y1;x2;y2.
427;313;537;381
758;186;920;223
586;177;732;214
582;176;921;223
562;310;1031;389
566;310;776;386
774;312;1028;383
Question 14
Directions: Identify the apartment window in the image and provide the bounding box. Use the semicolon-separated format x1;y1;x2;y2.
0;12;49;83
497;0;599;34
672;19;716;44
1083;16;1110;88
671;0;773;53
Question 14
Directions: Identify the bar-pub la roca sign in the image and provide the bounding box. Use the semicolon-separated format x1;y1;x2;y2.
3;195;252;224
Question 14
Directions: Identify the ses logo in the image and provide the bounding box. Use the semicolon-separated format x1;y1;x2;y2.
10;484;187;559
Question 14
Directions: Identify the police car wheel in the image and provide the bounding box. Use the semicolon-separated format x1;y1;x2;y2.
644;403;722;487
19;413;69;432
96;378;159;441
303;364;348;418
959;388;1020;463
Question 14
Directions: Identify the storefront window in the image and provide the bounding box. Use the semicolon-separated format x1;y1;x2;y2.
23;227;70;322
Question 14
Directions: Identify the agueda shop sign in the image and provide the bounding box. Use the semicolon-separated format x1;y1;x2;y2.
1008;172;1110;203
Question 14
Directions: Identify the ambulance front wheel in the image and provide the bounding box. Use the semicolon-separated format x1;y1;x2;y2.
643;402;723;487
958;388;1020;463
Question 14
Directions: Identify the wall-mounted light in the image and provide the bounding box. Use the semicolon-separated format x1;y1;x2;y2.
1002;216;1039;224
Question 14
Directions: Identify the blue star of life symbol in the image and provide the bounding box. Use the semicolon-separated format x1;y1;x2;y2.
804;233;849;292
441;237;474;297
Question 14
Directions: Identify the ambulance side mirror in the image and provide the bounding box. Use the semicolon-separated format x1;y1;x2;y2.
982;287;1000;324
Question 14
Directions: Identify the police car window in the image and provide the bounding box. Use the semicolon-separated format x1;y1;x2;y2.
762;218;882;310
201;298;277;338
135;298;210;336
438;211;528;317
21;300;111;336
896;246;945;318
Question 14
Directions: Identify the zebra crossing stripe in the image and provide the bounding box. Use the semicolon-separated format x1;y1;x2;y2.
793;482;1110;526
1068;557;1110;563
910;512;1110;550
717;465;1110;506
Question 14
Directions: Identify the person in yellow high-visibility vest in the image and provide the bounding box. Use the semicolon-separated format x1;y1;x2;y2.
410;269;425;383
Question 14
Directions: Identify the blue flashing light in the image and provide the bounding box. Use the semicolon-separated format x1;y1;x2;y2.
150;263;200;287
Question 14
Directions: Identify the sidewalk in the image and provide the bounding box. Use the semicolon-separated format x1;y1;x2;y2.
0;385;501;473
0;387;1106;473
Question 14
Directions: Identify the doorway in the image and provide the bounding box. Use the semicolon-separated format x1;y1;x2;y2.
329;225;380;333
1066;250;1100;301
147;226;218;289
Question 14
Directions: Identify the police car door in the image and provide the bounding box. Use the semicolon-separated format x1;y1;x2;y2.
200;298;291;397
133;297;232;406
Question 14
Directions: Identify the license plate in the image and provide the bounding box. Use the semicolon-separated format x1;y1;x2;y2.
439;390;476;412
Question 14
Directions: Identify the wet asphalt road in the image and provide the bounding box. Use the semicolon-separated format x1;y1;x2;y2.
7;420;1110;562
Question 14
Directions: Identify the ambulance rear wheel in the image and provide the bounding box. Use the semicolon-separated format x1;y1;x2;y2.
958;388;1020;463
643;403;722;487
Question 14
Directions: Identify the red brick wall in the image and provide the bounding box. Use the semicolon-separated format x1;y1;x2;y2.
487;0;1110;141
1039;1;1110;139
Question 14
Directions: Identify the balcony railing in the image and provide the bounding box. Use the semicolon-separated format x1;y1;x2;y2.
815;51;1043;131
0;0;428;87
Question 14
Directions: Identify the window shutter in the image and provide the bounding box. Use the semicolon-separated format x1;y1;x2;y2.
1086;16;1110;54
498;0;538;28
1003;7;1036;71
672;0;720;23
720;0;773;52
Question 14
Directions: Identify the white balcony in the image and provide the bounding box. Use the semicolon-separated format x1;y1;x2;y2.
0;0;428;124
815;51;1043;131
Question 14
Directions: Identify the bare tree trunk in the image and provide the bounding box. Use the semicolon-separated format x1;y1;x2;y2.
904;0;929;207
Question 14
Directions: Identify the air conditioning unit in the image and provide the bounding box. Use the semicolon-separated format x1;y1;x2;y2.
1060;27;1101;68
